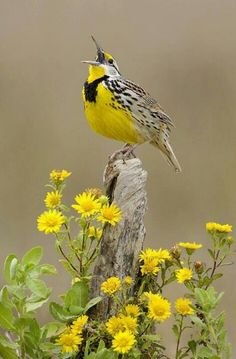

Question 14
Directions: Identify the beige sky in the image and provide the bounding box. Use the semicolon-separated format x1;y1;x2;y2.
0;0;235;356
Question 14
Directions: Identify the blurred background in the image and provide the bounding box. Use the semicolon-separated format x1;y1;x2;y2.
1;0;235;356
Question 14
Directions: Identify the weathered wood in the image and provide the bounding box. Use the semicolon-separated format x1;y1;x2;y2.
92;152;147;319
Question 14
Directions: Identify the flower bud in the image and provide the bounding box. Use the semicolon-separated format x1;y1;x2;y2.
170;246;181;259
194;261;204;274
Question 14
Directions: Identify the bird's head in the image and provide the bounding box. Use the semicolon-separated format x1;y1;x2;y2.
82;36;120;82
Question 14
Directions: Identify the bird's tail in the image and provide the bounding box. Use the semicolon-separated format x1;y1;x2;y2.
151;139;182;173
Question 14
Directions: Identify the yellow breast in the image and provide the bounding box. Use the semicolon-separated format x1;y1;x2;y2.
82;83;143;144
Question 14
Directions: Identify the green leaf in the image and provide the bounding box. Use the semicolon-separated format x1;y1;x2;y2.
4;255;18;282
66;305;84;315
188;340;197;354
172;324;179;338
190;315;206;328
64;281;89;312
0;334;19;350
0;303;14;330
26;278;50;298
25;297;49;312
0;287;13;310
142;334;161;343
208;249;215;259
41;322;65;338
49;302;74;322
0;344;18;359
39;264;57;275
22;246;43;266
84;296;102;313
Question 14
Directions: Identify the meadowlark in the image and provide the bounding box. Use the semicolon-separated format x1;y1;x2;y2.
82;37;181;172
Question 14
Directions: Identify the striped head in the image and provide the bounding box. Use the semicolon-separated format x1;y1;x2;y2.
82;36;120;82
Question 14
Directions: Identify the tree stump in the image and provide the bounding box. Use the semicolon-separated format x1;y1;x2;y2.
92;153;147;319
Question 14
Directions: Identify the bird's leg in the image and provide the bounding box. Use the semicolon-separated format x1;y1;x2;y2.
108;143;137;164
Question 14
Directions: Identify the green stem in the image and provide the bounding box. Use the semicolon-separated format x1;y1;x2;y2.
58;243;79;275
175;316;184;359
206;249;220;289
64;223;83;273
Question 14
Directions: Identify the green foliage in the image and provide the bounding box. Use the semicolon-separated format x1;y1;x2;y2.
0;246;58;358
0;172;234;358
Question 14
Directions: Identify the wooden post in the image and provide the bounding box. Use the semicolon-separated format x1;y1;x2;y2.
92;153;147;319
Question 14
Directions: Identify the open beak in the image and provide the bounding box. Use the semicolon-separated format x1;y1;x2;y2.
81;60;100;66
81;36;105;65
91;36;105;63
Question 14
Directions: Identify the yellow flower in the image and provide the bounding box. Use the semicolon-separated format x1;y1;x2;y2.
56;329;82;353
50;169;71;183
175;298;194;316
112;330;136;354
101;277;121;295
88;226;103;239
119;315;137;333
175;268;193;283
37;210;65;234
97;203;122;226
72;192;101;217
106;316;125;336
44;191;62;208
124;304;140;318
206;222;232;233
71;315;88;334
139;248;171;264
178;242;202;250
147;294;171;322
140;258;160;276
123;276;133;285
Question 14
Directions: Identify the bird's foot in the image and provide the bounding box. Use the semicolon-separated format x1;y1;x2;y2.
108;144;137;164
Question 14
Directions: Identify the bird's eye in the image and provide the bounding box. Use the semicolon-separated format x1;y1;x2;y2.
108;58;114;64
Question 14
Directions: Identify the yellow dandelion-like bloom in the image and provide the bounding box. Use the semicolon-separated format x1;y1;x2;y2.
143;291;159;302
88;226;103;239
178;242;202;250
106;316;125;336
112;330;136;354
50;169;71;183
175;268;193;283
147;294;171;322
206;222;232;233
71;315;88;334
139;248;171;264
124;304;140;318
44;191;62;208
56;330;82;353
37;210;65;234
119;315;137;333
140;258;160;276
101;277;121;295
175;298;194;316
72;192;101;218
97;203;122;226
123;276;133;285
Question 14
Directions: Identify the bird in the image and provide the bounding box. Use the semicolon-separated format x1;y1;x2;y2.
82;36;181;172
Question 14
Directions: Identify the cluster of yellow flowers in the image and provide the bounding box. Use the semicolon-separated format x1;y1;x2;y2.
56;315;88;353
100;277;195;354
101;276;133;295
139;248;171;275
206;222;233;233
106;306;139;354
37;170;122;235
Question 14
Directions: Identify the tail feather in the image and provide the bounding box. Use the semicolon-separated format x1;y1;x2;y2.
151;139;182;173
